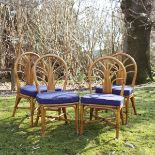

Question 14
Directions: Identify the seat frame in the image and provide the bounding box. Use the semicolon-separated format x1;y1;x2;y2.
93;52;137;125
113;52;137;124
80;56;127;138
33;54;79;136
12;52;40;126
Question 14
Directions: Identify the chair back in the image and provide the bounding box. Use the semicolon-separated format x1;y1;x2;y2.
14;52;40;92
33;54;68;93
88;56;126;96
112;52;137;87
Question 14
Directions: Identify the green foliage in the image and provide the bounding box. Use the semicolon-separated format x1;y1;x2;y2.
0;83;155;155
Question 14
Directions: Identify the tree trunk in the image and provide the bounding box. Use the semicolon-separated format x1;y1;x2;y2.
121;0;153;83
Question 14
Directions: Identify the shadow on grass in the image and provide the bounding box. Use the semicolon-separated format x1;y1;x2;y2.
1;84;155;154
0;114;116;155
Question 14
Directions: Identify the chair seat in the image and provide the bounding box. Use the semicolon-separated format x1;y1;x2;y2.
95;85;133;96
81;93;124;106
36;91;79;104
20;85;61;97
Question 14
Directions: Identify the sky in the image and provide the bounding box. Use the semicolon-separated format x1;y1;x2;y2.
74;0;118;12
74;0;120;21
73;0;122;51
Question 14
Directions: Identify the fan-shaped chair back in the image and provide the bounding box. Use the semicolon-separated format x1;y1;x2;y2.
14;52;40;92
33;54;68;93
112;52;137;87
88;56;127;95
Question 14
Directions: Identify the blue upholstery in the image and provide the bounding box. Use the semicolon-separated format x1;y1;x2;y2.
36;91;79;104
20;85;61;97
112;85;133;96
81;93;124;106
95;85;133;96
95;87;104;93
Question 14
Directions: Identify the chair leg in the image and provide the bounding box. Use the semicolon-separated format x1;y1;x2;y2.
35;106;41;126
75;104;79;134
30;98;35;127
116;107;120;139
40;106;46;136
58;108;61;115
90;108;94;120
125;97;130;125
95;108;98;120
62;107;68;124
130;95;137;115
120;108;124;125
12;95;21;117
80;105;84;135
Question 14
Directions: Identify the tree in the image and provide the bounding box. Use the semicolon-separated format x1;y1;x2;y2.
0;0;125;89
121;0;153;83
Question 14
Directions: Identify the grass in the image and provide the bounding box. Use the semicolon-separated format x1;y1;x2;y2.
0;83;155;155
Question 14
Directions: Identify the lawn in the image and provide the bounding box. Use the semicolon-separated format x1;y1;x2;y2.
0;83;155;155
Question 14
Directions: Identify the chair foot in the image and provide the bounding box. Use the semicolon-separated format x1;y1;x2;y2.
30;99;35;127
130;96;137;115
125;97;130;125
116;107;121;139
40;106;46;136
80;105;84;135
12;95;21;117
120;108;124;125
95;108;99;120
90;108;94;120
62;107;68;124
75;104;79;134
58;108;61;121
35;106;41;126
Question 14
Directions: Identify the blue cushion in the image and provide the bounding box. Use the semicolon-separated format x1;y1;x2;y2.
95;87;104;93
81;93;124;106
95;85;133;96
36;91;79;104
20;85;61;97
112;85;133;96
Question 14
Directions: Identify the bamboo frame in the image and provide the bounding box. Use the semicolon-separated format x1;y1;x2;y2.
12;52;40;127
113;52;137;124
80;56;127;139
33;54;79;136
92;52;137;124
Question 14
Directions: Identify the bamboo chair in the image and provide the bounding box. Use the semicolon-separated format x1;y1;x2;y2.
12;52;40;126
95;52;137;124
33;54;79;136
113;52;137;124
80;56;126;139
